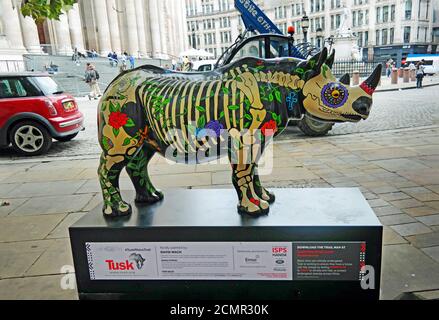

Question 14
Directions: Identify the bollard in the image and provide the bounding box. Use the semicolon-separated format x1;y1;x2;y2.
410;69;416;81
391;69;398;84
352;70;360;86
403;68;410;83
398;67;404;78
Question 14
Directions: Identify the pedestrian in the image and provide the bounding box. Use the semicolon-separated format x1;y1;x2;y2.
386;58;393;78
416;60;425;89
120;52;128;73
129;54;135;69
84;63;102;100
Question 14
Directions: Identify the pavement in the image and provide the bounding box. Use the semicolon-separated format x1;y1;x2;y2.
376;74;439;92
0;85;439;300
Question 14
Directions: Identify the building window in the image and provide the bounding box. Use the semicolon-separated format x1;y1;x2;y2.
405;0;412;20
359;10;364;25
376;7;381;23
376;30;380;45
382;29;388;45
336;14;341;28
353;11;357;27
391;5;395;22
390;28;394;44
404;26;411;43
383;6;389;23
365;31;368;45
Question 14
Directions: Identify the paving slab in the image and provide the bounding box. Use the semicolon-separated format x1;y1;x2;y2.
383;226;408;245
380;192;412;201
0;274;78;300
0;214;66;242
381;244;439;300
390;223;432;237
372;159;429;172
403;206;439;217
398;169;439;186
390;199;424;209
0;240;54;279
422;246;439;264
407;232;439;249
0;183;21;197
9;194;93;216
379;214;416;226
373;206;403;217
416;214;439;227
25;239;73;277
47;213;86;239
0;198;28;217
6;180;86;198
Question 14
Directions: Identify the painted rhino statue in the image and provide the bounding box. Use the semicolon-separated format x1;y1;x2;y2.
98;47;382;217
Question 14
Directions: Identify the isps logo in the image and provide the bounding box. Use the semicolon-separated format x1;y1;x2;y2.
105;253;146;271
272;247;288;258
272;247;288;254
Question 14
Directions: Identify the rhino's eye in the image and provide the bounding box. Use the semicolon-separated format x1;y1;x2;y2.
321;83;349;108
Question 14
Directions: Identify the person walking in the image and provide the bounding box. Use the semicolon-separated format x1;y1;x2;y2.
129;54;135;69
386;58;393;78
416;60;425;89
85;63;102;100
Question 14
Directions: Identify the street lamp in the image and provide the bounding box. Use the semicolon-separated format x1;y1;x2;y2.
316;27;323;49
301;14;310;43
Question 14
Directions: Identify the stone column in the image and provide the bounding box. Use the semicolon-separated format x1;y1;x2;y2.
159;1;168;58
134;0;147;57
53;13;73;55
124;0;139;56
106;0;121;53
93;0;112;55
143;2;153;57
149;0;162;58
18;12;42;53
67;3;85;52
0;0;25;51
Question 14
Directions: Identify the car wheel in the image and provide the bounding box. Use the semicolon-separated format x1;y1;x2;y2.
298;113;334;137
55;133;78;142
10;121;52;156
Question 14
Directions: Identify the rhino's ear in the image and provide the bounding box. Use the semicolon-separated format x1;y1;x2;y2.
325;49;335;69
306;47;328;72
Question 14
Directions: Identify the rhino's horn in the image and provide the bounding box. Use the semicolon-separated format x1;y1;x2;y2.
360;64;382;94
339;73;350;85
325;50;335;68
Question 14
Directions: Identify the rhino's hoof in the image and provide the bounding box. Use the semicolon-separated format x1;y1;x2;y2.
102;203;132;218
264;191;276;204
135;191;164;205
237;205;269;217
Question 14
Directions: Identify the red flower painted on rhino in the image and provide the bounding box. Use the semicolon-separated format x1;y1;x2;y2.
108;112;129;129
261;119;278;136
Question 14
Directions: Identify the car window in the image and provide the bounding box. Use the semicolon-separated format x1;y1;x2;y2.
197;64;213;71
0;80;13;98
0;78;40;99
231;38;265;63
29;76;63;95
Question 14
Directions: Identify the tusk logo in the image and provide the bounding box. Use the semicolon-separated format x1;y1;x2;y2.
129;253;146;270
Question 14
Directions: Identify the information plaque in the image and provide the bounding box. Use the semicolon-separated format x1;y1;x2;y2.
70;188;383;300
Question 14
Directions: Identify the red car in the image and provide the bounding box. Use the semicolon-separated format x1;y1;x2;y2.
0;73;84;155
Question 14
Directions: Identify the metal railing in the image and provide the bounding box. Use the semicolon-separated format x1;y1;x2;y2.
331;59;385;77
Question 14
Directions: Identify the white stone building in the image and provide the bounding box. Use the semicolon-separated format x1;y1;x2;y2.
0;0;188;64
186;0;439;63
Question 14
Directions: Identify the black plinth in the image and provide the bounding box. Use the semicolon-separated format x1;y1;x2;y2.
69;188;382;300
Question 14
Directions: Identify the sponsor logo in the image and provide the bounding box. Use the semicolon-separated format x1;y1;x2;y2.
105;260;134;271
272;247;288;254
275;259;285;265
129;253;146;270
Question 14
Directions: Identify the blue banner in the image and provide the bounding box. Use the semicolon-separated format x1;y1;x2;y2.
235;0;282;35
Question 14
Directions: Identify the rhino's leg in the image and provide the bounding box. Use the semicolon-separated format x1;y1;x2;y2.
253;166;275;204
98;153;132;218
125;147;164;204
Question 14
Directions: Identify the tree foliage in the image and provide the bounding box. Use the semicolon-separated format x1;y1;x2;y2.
20;0;77;22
